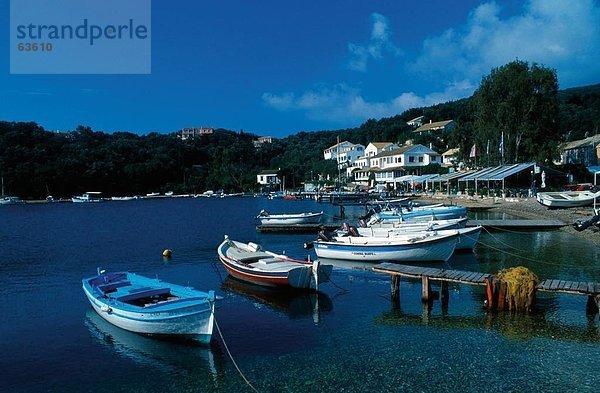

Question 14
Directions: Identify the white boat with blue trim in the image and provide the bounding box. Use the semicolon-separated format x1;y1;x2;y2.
355;226;482;252
311;229;459;262
82;269;218;343
256;210;323;225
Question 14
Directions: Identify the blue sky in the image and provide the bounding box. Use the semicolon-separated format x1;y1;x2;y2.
2;0;600;137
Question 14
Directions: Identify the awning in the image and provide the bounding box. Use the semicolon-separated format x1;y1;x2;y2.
434;170;476;182
486;163;534;181
411;174;440;183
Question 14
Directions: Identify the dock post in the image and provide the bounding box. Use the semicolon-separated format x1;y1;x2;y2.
441;281;449;307
497;282;507;310
390;275;400;303
421;276;431;302
586;294;600;315
485;276;496;310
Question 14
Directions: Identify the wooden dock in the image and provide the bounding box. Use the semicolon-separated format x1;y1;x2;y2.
466;219;566;229
372;262;600;314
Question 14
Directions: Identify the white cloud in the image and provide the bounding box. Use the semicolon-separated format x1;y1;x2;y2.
263;0;600;127
262;80;474;125
409;0;600;87
347;13;402;72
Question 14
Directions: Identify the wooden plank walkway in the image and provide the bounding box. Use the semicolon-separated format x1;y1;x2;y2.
466;219;566;229
373;263;488;286
372;262;600;313
537;279;600;295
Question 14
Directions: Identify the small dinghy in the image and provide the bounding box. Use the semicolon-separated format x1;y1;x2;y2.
536;190;600;208
217;236;332;289
82;269;218;343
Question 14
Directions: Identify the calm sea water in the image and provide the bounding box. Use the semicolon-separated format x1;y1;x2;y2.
1;197;599;392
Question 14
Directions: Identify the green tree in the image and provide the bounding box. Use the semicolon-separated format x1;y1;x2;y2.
471;60;560;164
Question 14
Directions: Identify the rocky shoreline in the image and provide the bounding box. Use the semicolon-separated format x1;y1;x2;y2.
415;194;599;245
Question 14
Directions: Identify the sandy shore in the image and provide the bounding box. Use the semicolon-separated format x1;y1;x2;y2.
414;194;600;245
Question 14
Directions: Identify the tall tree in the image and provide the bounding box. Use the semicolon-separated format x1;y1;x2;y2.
472;60;560;164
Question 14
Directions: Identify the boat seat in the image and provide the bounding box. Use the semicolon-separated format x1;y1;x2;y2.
253;257;281;265
97;281;131;293
117;287;171;302
228;248;272;262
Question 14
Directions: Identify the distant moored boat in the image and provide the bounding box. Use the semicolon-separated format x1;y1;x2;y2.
72;192;103;203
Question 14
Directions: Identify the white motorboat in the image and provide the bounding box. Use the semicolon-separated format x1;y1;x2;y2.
354;226;482;252
364;217;468;230
310;230;459;262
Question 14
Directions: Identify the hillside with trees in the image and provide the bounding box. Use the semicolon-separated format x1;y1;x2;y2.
1;60;599;199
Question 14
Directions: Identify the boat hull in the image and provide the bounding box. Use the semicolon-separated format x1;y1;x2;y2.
84;290;215;343
313;233;458;262
218;256;313;288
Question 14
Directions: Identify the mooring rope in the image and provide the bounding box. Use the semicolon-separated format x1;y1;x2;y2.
212;312;259;393
327;276;349;293
480;226;526;252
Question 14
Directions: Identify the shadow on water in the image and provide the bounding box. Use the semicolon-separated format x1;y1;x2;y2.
221;276;333;322
84;309;226;389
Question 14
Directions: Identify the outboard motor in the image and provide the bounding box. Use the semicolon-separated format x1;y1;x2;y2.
303;242;314;250
318;230;334;242
573;214;600;231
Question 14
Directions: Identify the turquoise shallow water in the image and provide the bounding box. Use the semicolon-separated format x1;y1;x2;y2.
0;198;599;392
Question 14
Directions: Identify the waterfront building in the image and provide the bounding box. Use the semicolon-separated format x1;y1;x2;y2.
559;134;600;166
353;144;440;188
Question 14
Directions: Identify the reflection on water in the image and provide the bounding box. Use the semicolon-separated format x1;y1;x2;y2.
376;304;600;344
221;277;333;324
84;309;223;385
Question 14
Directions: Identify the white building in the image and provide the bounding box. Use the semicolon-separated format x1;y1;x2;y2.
337;143;365;170
353;144;441;188
256;169;280;186
441;148;460;167
323;141;355;160
559;135;600;166
347;142;396;178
